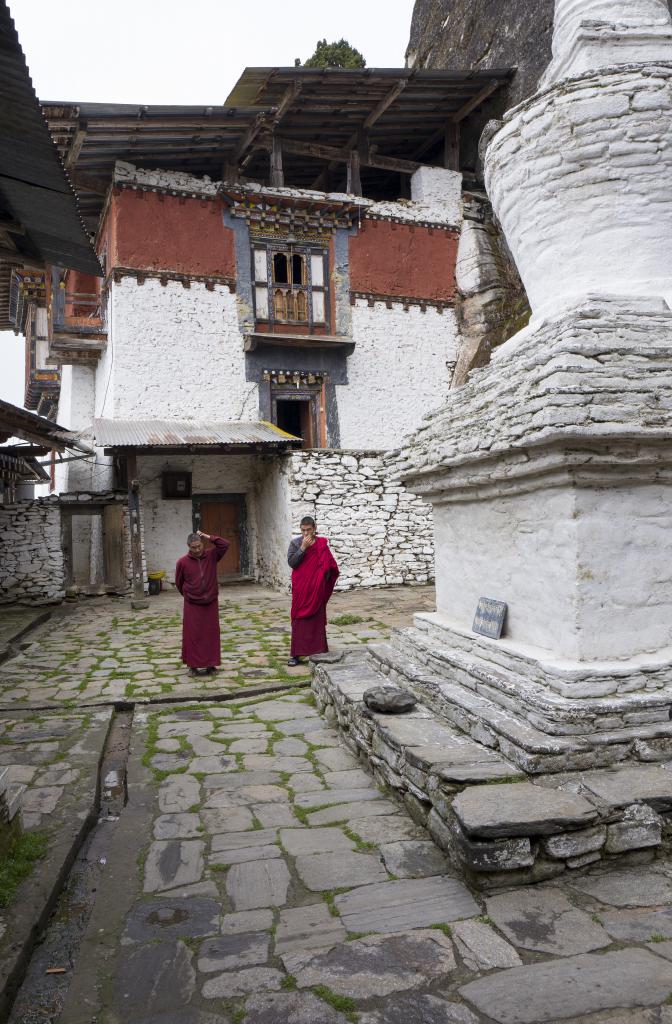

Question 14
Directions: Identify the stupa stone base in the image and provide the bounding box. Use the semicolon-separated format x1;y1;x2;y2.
312;651;672;889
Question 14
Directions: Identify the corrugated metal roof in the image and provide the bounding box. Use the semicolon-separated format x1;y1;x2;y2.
91;418;301;449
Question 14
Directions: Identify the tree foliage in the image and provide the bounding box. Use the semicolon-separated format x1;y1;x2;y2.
295;39;366;69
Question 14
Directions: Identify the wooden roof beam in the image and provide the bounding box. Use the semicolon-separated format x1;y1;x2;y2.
267;137;421;175
69;170;109;196
65;125;87;169
413;78;506;162
0;219;25;235
231;82;300;173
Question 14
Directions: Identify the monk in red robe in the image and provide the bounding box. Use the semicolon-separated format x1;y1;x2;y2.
175;531;229;675
287;516;339;665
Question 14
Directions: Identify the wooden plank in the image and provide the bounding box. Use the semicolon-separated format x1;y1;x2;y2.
65;126;87;169
362;79;408;129
452;79;503;122
103;503;125;592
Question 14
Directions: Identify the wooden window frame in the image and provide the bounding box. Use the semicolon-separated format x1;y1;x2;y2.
251;242;329;333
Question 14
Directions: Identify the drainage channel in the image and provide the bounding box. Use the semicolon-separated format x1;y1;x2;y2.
5;708;133;1024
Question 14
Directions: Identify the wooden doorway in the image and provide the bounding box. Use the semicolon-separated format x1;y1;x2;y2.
61;502;126;595
192;494;248;578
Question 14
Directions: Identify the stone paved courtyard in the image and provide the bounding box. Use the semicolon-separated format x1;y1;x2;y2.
4;585;672;1023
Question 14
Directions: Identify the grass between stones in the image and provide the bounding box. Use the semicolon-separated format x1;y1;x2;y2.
331;614;364;627
322;887;350;917
281;974;297;991
429;923;453;938
0;829;49;907
313;985;358;1021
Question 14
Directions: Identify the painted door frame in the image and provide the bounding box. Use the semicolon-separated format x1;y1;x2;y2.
191;493;250;575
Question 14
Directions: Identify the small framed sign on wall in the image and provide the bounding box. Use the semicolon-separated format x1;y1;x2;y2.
162;471;192;500
473;598;508;640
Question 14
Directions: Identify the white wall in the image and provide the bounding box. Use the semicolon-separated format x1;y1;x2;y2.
55;364;97;492
138;453;259;582
337;299;458;449
106;277;257;422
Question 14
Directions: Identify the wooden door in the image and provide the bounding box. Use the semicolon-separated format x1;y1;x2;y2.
199;502;241;576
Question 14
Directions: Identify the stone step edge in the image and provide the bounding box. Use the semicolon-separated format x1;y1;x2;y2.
370;641;672;768
389;627;672;720
312;662;672;888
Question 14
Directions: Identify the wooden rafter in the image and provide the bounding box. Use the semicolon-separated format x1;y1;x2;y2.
65;125;87;169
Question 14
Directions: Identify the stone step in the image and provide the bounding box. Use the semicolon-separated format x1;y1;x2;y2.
312;656;672;888
372;636;672;771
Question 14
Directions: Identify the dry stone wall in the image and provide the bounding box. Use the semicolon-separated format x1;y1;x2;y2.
285;451;434;591
0;498;64;605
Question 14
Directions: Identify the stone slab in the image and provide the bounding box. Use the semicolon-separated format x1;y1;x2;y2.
570;869;672;908
197;932;269;972
379;840;449;879
347;815;424;845
225;860;291;910
153;813;202;840
221;909;274;935
211;828;279;853
334;876;479;933
295;850;389;891
279;827;355;856
459;949;672;1024
581;767;672;811
210;844;280;866
275;902;347;956
315;747;359;771
601;908;672;942
253;803;298;827
124;897;219;943
201;806;254;833
308;799;398;826
114;941;195;1018
158;777;201;814
143;840;205;893
485;888;610;956
201;966;283;998
243;992;350;1024
294;787;381;808
288;929;456;999
452;919;522;972
323;768;375;789
358;995;479;1024
452;783;597;839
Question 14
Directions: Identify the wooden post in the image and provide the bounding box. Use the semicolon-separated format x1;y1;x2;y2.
444;121;461;171
347;150;362;196
126;452;148;608
270;136;284;187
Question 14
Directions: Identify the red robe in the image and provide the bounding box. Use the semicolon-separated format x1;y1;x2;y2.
175;536;229;669
290;537;339;657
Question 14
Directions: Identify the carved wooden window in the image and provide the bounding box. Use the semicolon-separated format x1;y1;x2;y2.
252;243;328;330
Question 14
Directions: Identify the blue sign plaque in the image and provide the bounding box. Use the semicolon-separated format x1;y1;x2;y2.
473;598;507;640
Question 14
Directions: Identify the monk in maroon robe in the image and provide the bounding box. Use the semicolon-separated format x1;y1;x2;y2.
175;531;229;674
287;516;339;665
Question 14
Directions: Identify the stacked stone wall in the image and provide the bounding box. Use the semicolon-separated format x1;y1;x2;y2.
286;451;434;591
0;498;64;605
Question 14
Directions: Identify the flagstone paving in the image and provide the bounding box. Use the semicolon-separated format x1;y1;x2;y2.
7;585;672;1023
38;691;672;1024
0;583;434;709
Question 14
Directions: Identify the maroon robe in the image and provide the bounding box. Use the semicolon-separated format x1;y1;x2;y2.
175;536;229;669
290;536;339;658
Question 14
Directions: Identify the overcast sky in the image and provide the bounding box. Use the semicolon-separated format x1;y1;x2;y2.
1;0;415;409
